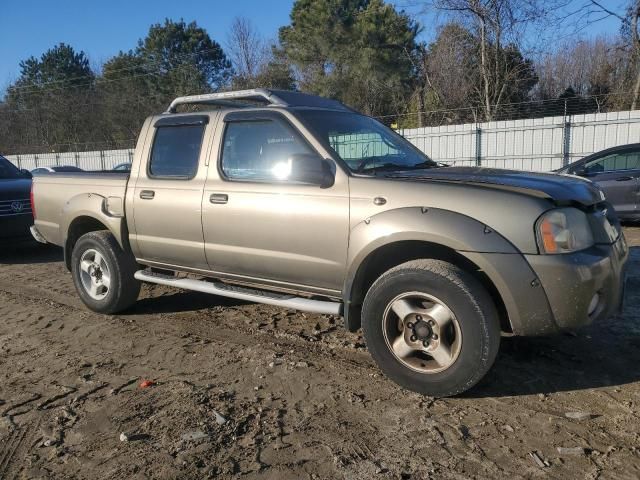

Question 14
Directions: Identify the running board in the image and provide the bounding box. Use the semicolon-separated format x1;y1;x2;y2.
134;270;342;316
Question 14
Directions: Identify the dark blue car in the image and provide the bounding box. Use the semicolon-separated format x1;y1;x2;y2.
0;155;34;244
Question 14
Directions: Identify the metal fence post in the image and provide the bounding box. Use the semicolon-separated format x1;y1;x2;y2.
34;155;38;168
55;153;60;166
75;152;79;168
100;150;105;171
475;127;482;167
562;98;571;168
16;155;21;169
562;120;572;167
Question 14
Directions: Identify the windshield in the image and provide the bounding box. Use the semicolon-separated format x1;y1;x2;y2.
0;156;22;179
297;111;436;174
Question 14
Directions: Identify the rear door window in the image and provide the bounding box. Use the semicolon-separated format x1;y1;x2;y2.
149;125;205;179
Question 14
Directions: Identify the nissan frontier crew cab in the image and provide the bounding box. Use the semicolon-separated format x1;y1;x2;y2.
30;89;629;397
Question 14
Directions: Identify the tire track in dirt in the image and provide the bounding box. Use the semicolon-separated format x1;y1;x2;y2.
0;421;38;480
0;428;24;479
0;278;375;373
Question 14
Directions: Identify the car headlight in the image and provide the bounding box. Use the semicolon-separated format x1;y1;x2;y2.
536;208;594;254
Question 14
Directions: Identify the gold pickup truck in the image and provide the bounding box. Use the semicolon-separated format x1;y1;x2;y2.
30;89;628;397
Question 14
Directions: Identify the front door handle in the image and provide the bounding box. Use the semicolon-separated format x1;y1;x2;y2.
209;193;228;204
615;176;634;181
140;190;155;200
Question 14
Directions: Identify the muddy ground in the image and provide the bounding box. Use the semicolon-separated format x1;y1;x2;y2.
0;227;639;480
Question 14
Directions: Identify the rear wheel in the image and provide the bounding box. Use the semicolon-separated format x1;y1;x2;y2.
362;259;500;397
71;231;140;314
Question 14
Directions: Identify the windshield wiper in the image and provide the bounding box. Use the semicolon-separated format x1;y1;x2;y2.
359;163;410;173
360;161;437;173
409;161;437;170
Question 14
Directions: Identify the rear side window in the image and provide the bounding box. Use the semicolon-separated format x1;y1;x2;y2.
149;125;205;178
221;120;313;181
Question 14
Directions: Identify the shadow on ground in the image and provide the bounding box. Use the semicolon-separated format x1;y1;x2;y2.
467;245;640;397
0;242;62;264
131;289;248;315
468;327;640;397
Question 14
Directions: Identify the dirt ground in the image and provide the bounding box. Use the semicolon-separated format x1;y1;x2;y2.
0;227;639;480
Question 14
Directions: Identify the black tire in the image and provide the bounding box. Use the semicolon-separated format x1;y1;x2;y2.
71;230;140;314
362;259;500;397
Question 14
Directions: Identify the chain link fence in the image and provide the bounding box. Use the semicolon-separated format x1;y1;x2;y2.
398;109;640;171
5;103;640;173
7;148;134;171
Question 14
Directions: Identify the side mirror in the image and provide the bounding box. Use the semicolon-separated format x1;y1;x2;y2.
21;169;32;178
274;153;334;187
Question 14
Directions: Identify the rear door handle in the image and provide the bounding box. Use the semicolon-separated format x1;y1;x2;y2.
140;190;155;200
209;193;228;204
615;176;633;181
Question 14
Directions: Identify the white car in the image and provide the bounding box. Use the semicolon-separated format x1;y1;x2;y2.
32;166;83;174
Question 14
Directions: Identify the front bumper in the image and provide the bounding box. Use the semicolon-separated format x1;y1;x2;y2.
525;233;629;331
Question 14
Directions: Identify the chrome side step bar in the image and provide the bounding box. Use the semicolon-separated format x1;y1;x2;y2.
134;270;342;316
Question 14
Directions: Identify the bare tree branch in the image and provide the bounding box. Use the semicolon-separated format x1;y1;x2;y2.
226;17;265;80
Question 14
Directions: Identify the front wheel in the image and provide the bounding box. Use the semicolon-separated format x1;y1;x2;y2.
71;230;140;314
362;259;500;397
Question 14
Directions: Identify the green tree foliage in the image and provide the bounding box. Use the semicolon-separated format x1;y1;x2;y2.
3;43;96;153
11;43;93;89
279;0;420;117
136;18;232;95
99;19;233;114
99;52;158;143
97;19;233;144
254;52;296;91
0;20;234;154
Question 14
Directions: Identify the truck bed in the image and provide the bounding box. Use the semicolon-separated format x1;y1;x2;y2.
33;172;129;247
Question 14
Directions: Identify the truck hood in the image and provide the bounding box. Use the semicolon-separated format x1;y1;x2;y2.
386;166;603;207
0;178;32;200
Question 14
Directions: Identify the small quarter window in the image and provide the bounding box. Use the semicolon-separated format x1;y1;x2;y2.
149;125;205;178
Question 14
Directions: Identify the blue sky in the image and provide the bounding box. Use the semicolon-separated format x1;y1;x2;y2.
0;0;297;87
0;0;621;89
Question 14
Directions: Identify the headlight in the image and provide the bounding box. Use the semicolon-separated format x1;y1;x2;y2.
536;208;594;254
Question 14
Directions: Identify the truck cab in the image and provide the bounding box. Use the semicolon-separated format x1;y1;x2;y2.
127;104;350;296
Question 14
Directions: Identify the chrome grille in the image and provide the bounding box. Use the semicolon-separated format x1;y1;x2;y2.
0;198;32;217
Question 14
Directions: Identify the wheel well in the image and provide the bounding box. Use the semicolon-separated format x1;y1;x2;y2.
64;216;109;270
347;241;511;333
